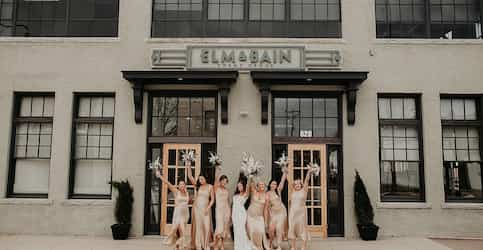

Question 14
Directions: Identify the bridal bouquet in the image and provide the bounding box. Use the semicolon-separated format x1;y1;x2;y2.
182;150;196;165
307;162;321;177
208;151;222;168
240;152;264;177
148;156;162;175
274;152;289;174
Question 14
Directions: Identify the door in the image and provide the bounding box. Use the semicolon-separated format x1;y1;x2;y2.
160;144;201;235
287;144;327;238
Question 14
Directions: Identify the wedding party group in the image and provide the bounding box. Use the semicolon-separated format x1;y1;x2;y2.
152;151;320;250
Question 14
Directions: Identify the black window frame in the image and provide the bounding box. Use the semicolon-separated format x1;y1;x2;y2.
151;0;342;38
375;0;483;39
441;94;483;203
68;92;115;199
0;0;120;37
377;93;425;202
7;92;55;199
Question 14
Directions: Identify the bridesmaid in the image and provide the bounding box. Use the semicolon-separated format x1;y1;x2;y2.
288;168;314;250
232;176;255;250
267;171;288;250
246;178;269;250
187;162;214;250
155;169;190;249
212;167;231;250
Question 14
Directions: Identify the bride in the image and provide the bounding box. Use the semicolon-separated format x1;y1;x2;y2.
232;175;255;250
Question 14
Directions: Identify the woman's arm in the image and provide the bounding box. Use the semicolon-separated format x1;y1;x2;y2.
277;171;287;194
303;168;313;193
205;185;215;215
155;169;177;194
186;162;197;186
263;193;270;225
213;165;221;191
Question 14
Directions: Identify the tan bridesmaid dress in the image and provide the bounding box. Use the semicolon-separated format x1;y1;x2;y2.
267;191;287;247
214;188;231;239
192;185;213;250
165;190;190;247
246;194;268;249
288;189;309;241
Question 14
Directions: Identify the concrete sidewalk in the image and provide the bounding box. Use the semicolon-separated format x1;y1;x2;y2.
0;234;460;250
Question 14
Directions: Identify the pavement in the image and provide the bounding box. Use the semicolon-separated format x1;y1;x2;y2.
0;234;481;250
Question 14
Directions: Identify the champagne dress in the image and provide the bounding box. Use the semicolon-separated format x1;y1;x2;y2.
267;191;287;247
232;194;256;250
192;185;213;250
288;189;309;241
165;190;190;247
214;188;231;239
246;193;268;249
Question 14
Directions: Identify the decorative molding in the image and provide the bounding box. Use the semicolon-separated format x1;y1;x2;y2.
376;202;432;209
259;84;271;125
133;82;144;124
0;199;53;206
346;83;359;126
219;87;230;124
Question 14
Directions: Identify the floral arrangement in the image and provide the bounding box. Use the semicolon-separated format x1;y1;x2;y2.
182;150;196;164
241;152;264;177
274;152;289;174
148;156;162;171
307;162;321;177
208;151;222;168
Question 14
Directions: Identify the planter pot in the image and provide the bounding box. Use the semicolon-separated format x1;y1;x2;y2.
357;223;379;241
111;224;131;240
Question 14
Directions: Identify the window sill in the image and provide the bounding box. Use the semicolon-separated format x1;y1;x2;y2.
441;203;483;210
0;37;120;44
0;198;53;206
61;199;113;207
373;38;483;45
376;202;432;209
146;37;347;45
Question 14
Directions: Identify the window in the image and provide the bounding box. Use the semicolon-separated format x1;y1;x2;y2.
378;95;425;201
70;94;115;198
151;0;341;37
273;96;340;138
0;0;119;37
441;96;482;202
151;96;217;137
7;93;54;198
376;0;482;38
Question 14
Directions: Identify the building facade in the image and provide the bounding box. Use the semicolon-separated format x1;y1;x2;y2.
0;0;483;239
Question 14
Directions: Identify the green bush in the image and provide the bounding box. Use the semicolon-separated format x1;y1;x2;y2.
354;170;374;225
111;180;134;225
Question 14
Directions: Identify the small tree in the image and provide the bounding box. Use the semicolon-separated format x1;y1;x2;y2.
111;180;134;225
354;170;374;225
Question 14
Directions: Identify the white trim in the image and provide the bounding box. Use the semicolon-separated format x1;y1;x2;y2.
376;202;432;209
60;199;113;207
146;38;347;45
373;39;483;45
0;37;120;44
0;198;53;206
441;203;483;210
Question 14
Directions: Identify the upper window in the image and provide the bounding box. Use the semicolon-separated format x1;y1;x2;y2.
378;95;425;202
0;0;119;37
441;96;482;202
151;0;341;37
70;94;115;199
376;0;482;38
273;96;340;139
151;96;217;137
7;93;55;198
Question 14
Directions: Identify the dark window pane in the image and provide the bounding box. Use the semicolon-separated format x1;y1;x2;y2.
444;162;482;201
380;161;422;200
274;98;287;117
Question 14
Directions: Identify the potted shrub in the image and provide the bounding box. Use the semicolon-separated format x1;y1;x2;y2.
354;170;379;241
110;180;134;240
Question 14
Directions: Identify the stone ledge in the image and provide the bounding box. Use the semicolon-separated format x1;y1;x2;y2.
373;39;483;45
0;198;53;206
146;37;347;45
376;202;432;209
0;37;120;44
60;200;113;207
441;203;483;210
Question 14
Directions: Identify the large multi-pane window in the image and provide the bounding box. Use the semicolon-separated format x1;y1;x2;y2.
273;96;340;138
378;95;425;201
151;96;217;137
70;94;115;199
0;0;119;37
441;96;482;202
7;93;54;198
151;0;341;37
376;0;482;38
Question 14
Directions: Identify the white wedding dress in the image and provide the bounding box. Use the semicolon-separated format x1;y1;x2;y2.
232;194;256;250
